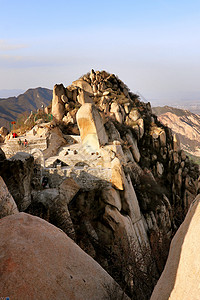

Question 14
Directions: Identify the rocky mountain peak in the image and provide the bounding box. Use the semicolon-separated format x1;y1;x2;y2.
1;70;200;300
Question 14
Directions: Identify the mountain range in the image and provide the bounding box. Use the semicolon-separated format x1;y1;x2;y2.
0;88;52;128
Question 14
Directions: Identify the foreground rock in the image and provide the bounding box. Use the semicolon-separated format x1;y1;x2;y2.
151;194;200;300
0;213;129;300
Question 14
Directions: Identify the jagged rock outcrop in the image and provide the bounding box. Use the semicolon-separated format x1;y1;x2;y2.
151;194;200;300
0;176;18;219
0;213;129;300
4;70;199;300
27;70;196;299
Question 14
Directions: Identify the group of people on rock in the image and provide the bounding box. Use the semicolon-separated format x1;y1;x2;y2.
18;139;28;148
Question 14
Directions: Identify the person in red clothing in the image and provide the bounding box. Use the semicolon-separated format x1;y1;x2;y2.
24;139;28;147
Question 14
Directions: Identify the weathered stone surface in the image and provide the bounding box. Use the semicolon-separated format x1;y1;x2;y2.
77;90;93;105
0;213;129;300
157;162;164;177
137;118;144;138
76;103;108;151
159;130;166;147
111;157;124;190
173;133;180;152
51;84;66;121
151;195;200;300
59;177;80;205
0;126;8;141
0;176;18;219
126;133;140;162
129;108;141;122
72;79;93;94
110;102;123;123
43;127;66;159
102;187;122;211
0;152;34;211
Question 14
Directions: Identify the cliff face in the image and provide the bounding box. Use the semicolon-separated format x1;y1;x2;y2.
43;70;199;299
1;70;199;300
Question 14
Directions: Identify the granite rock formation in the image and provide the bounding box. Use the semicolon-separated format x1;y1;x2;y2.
1;70;199;300
34;70;198;299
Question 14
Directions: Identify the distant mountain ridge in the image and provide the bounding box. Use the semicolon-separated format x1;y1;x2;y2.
0;87;52;128
152;105;200;158
0;89;25;98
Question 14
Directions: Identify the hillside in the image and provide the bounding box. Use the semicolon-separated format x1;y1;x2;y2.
0;87;52;128
152;105;200;158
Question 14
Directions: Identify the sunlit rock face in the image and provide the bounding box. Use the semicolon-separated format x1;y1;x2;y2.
151;194;200;300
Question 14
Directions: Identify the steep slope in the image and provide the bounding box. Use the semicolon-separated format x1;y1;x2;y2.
153;106;200;157
0;87;52;128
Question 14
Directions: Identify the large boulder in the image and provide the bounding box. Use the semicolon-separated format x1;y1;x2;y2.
0;176;18;219
76;103;108;151
0;213;129;300
151;194;200;300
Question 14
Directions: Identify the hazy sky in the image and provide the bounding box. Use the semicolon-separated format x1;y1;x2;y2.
0;0;200;104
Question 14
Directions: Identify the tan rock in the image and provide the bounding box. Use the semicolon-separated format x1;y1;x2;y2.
43;128;66;159
0;176;19;219
110;102;123;123
59;178;80;205
159;130;166;146
77;90;93;105
151;195;200;300
126;133;140;162
129;108;141;122
137;118;144;138
157;162;164;177
0;213;129;300
76;103;108;151
102;187;122;211
111;157;124;190
0;126;9;139
173;133;180;152
72;79;93;94
51;84;66;121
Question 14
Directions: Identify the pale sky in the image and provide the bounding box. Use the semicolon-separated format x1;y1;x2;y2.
0;0;200;105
